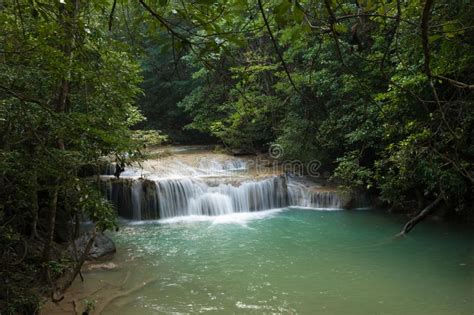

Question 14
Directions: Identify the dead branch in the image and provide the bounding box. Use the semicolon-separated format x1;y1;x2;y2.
396;194;443;236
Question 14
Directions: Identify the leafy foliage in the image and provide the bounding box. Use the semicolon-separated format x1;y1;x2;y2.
0;1;144;312
0;0;472;312
134;0;472;214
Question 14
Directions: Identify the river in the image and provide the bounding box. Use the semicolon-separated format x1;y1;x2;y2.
69;209;473;314
43;147;474;314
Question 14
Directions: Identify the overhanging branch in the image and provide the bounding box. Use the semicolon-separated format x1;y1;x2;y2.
257;0;302;97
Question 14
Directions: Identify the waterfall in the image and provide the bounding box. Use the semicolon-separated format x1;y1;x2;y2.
101;175;293;219
131;181;142;220
102;176;354;219
105;163;116;175
287;182;346;209
156;176;287;218
156;178;206;218
198;158;247;174
99;154;360;220
188;192;234;216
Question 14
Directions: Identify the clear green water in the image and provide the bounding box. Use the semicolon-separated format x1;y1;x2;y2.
80;209;473;314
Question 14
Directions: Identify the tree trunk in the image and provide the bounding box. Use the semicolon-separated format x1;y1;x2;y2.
397;195;443;237
42;0;78;262
30;170;39;239
57;228;97;296
74;213;81;239
42;186;59;261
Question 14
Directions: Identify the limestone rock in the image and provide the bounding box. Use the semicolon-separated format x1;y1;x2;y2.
74;232;116;261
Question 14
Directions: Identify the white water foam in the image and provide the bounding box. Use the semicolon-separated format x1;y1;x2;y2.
126;209;285;226
102;156;351;221
288;206;344;211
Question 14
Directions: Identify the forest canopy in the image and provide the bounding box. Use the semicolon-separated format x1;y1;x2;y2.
0;0;472;313
128;0;473;214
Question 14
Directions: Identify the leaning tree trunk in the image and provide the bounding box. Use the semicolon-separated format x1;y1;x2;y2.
55;228;97;299
42;0;78;262
397;195;443;237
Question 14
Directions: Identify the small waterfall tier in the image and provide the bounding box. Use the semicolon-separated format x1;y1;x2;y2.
100;155;358;220
198;158;247;173
101;176;289;220
287;182;350;209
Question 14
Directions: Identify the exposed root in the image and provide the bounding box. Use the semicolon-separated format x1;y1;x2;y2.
72;299;79;315
51;291;64;303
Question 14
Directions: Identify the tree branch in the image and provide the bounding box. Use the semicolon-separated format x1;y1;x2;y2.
257;0;302;97
108;0;117;31
396;194;443;236
335;13;417;27
0;84;47;106
434;75;474;90
323;0;388;119
421;0;434;77
420;0;459;139
138;0;190;44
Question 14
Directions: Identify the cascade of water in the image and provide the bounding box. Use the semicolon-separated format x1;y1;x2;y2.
188;192;234;216
224;159;247;171
131;181;142;220
208;176;287;213
110;179;133;218
198;158;247;174
155;161;204;178
105;163;116;175
102;175;352;220
100;178;112;200
156;178;206;218
99;155;358;220
287;182;344;209
104;178;159;220
155;176;287;218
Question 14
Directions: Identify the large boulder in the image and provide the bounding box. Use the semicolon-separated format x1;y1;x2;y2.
74;232;116;261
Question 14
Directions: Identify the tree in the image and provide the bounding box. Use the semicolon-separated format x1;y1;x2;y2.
134;0;473;230
0;0;143;311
